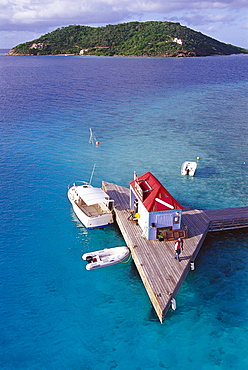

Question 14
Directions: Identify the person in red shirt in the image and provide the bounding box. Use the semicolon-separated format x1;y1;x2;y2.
174;238;183;261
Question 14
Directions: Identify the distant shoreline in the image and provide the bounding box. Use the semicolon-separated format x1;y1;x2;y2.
4;52;248;58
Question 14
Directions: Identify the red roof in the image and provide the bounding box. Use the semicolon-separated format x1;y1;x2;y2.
130;172;183;212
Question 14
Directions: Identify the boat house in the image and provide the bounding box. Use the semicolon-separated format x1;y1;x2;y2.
129;172;184;240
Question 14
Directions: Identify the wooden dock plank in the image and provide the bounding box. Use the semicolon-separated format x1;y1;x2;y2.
103;181;212;322
204;207;248;220
102;181;248;322
205;207;248;231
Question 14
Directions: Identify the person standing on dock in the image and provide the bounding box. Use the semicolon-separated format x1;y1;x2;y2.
174;238;183;261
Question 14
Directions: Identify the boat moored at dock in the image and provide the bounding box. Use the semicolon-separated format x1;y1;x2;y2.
68;182;114;229
82;246;130;270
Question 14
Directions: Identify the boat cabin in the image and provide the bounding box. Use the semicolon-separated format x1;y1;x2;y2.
129;172;184;240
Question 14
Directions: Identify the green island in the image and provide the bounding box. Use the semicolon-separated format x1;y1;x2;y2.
7;21;248;57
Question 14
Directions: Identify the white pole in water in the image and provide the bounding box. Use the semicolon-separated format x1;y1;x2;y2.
89;128;93;144
171;297;177;310
89;164;96;184
89;128;96;144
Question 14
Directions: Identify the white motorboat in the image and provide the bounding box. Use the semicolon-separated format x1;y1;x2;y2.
181;161;197;176
82;246;130;270
68;182;114;229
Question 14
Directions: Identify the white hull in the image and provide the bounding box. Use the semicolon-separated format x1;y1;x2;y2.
181;161;197;177
82;247;130;270
68;183;114;229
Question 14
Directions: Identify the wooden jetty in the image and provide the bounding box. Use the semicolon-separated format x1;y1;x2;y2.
103;181;248;323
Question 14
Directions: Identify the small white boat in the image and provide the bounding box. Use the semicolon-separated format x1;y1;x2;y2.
68;182;114;229
82;246;130;270
181;161;197;176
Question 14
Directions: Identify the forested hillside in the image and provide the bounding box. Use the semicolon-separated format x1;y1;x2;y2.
8;21;247;57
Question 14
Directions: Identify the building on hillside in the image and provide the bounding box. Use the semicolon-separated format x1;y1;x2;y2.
79;49;89;55
30;43;44;50
129;172;185;240
173;38;185;45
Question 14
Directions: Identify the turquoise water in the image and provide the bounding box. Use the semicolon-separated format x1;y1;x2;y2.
0;53;248;369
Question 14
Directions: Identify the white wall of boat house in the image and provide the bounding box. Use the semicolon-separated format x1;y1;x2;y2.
130;188;182;240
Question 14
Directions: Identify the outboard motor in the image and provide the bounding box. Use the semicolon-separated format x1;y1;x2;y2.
86;256;93;263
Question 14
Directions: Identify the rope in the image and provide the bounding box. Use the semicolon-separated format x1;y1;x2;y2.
121;253;132;263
